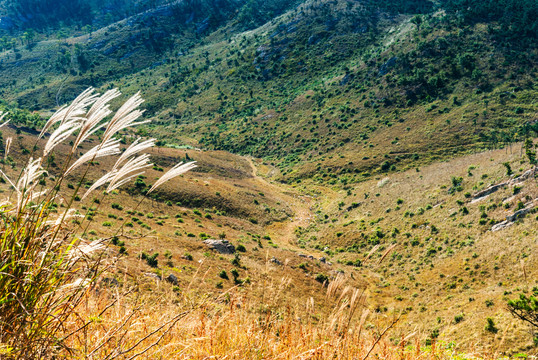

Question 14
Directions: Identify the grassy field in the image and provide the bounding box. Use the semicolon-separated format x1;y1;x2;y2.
0;120;536;357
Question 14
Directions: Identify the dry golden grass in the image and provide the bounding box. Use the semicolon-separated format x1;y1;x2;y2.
2;123;536;358
61;269;488;360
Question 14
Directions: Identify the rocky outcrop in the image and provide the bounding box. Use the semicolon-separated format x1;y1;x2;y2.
203;239;236;254
491;221;512;232
471;182;508;203
506;203;536;222
511;168;536;184
492;201;536;231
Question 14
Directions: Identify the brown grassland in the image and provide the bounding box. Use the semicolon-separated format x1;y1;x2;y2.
1;117;536;358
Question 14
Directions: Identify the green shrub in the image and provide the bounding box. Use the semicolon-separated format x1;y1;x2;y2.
219;270;229;279
315;273;329;284
111;203;123;210
231;254;241;267
140;252;159;268
484;318;498;333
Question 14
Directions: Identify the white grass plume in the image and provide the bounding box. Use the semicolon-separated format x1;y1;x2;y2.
17;158;46;194
106;171;146;193
39;88;98;138
43;119;82;156
69;239;106;259
64;138;121;176
16;158;47;208
147;161;197;194
4;137;12;160
113;138;155;170
72;89;122;150
81;171;117;201
107;154;152;193
102;92;148;143
46;209;82;226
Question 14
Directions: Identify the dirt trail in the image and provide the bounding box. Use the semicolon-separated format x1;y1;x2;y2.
245;157;314;248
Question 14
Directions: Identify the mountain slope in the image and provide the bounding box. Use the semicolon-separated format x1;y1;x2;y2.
0;0;536;184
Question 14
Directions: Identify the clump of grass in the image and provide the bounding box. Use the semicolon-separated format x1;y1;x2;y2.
0;89;196;358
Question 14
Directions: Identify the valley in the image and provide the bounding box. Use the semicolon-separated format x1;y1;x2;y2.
0;0;537;358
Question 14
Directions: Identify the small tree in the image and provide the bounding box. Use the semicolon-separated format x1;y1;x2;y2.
411;15;423;30
508;292;538;344
524;138;537;166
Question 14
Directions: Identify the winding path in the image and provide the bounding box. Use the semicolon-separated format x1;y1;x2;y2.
245;157;314;247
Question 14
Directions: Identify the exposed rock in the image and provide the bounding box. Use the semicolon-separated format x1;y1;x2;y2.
298;254;307;258
511;168;536;184
506;203;536;222
319;257;326;263
379;56;398;76
471;182;508;202
340;73;354;86
491;221;512;232
270;257;282;266
166;274;179;286
308;34;321;45
144;272;160;281
491;201;536;231
307;255;314;260
203;239;236;254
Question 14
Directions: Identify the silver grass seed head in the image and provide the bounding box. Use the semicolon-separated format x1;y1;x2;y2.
113;137;156;170
64;138;121;176
39;87;98;139
147;161;197;194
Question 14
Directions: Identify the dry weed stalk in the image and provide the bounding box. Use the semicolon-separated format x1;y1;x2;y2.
75;277;428;360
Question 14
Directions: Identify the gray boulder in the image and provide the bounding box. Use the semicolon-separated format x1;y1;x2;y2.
166;274;179;286
203;239;236;254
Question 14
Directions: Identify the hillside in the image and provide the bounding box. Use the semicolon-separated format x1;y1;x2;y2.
1;101;537;357
0;0;537;357
0;0;537;181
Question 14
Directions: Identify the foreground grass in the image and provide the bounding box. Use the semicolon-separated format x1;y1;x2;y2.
61;272;506;360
